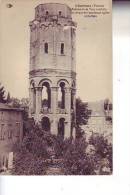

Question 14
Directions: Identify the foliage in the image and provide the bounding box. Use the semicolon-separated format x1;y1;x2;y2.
13;121;112;175
20;98;29;108
12;96;112;175
53;136;72;159
0;83;6;103
13;123;56;175
75;98;91;138
76;98;91;128
62;133;112;175
13;148;47;175
89;133;112;174
63;137;91;175
6;92;11;103
10;97;21;108
9;97;29;108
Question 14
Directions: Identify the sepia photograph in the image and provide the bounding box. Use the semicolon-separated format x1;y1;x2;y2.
0;0;112;175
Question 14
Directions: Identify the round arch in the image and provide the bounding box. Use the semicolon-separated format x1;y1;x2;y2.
38;78;52;88
57;79;70;88
40;81;51;109
71;80;76;88
30;80;35;88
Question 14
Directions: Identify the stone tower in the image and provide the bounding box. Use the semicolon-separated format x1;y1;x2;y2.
29;3;76;138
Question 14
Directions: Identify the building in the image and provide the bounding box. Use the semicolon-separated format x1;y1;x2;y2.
84;101;112;143
0;103;23;172
29;3;77;138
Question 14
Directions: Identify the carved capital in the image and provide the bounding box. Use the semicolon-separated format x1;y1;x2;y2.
35;87;42;91
71;88;76;95
65;88;71;93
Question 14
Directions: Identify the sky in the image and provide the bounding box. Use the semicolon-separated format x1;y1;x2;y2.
0;0;112;102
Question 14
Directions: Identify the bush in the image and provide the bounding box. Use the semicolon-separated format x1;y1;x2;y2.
89;133;112;174
13;121;112;175
13;150;47;175
62;133;112;175
13;124;56;175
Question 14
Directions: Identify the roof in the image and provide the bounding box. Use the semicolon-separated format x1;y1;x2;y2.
87;100;105;117
0;103;23;112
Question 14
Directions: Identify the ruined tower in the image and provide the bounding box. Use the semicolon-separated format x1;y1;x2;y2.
29;3;76;138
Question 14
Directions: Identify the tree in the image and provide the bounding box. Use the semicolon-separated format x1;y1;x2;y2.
63;137;92;175
13;123;56;175
6;92;11;103
20;98;29;108
0;83;6;103
89;133;112;174
62;133;112;175
76;98;91;127
76;98;91;138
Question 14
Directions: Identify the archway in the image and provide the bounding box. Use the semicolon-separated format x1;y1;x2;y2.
42;82;51;109
58;82;65;109
58;118;65;138
41;117;50;131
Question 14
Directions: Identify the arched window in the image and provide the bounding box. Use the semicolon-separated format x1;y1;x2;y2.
58;82;65;109
44;43;48;53
42;82;51;109
61;43;64;54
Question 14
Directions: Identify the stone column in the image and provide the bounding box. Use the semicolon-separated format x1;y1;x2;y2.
65;87;71;114
64;88;71;138
29;88;32;117
51;87;58;114
29;87;35;116
71;88;76;138
51;119;58;135
35;87;42;118
64;120;71;138
51;87;58;135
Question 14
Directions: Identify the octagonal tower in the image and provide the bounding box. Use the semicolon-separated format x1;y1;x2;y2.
29;3;76;138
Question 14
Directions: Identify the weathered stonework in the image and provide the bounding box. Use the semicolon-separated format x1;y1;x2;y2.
0;103;23;171
29;3;76;138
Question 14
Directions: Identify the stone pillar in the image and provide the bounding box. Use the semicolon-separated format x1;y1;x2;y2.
51;87;58;135
65;120;71;138
29;88;32;117
35;87;42;119
65;87;71;114
51;119;58;135
51;87;58;114
71;88;76;138
64;88;71;138
29;87;35;116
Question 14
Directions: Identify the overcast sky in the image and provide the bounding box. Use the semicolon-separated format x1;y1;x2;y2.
0;0;112;101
